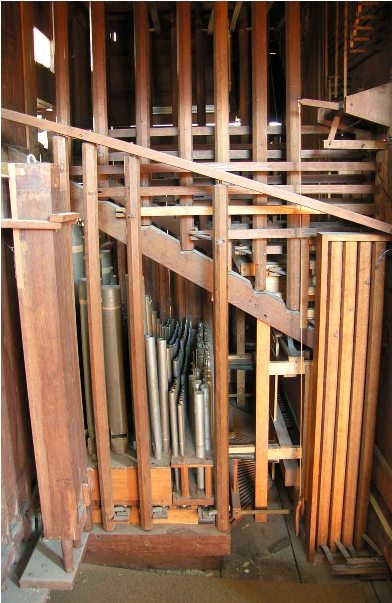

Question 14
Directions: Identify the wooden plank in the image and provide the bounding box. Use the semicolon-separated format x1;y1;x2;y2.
177;2;194;251
329;242;357;547
373;447;392;515
195;8;206;127
342;242;371;545
1;220;60;231
134;2;151;225
345;83;392;128
255;320;270;522
324;140;386;150
252;2;268;290
82;144;115;532
124;155;153;531
300;99;340;110
286;2;305;310
316;241;343;547
305;235;331;559
90;2;109;165
3;108;392;234
213;184;229;532
354;241;386;548
52;136;70;210
54;2;70;127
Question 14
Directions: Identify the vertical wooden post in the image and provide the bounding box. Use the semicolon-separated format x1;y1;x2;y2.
20;1;38;155
285;1;306;312
82;143;115;532
90;2;109;166
53;136;70;210
195;7;206;127
124;154;153;531
213;184;229;533
170;14;178;129
177;2;194;252
255;319;270;523
343;2;348;98
252;2;268;291
54;2;70;127
354;242;386;548
214;2;231;269
134;1;151;226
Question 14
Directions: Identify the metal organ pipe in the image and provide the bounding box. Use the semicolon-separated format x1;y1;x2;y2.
157;337;170;454
145;334;163;460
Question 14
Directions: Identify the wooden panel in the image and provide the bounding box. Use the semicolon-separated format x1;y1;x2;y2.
8;162;87;541
255;320;270;523
213;3;230;163
306;234;387;558
124;155;153;530
213;184;229;532
83;144;115;532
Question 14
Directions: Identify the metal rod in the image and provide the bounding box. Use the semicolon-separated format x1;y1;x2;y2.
169;382;179;457
102;285;128;454
157;337;170;453
145;334;163;460
238;508;292;516
177;397;186;457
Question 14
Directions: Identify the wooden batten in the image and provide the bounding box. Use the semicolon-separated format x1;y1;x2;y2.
124;155;153;531
213;184;229;532
255;319;270;523
54;2;70;127
82;143;115;532
90;2;109;166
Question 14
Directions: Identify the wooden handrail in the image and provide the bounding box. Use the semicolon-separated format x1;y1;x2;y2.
2;108;391;235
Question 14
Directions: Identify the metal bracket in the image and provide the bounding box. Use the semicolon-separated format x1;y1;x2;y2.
114;506;131;521
152;506;168;519
198;507;217;524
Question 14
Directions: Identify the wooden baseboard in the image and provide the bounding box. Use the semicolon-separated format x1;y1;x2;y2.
85;524;230;570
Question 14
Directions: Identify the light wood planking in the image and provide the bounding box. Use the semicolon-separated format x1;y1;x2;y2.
255;319;270;523
213;184;229;532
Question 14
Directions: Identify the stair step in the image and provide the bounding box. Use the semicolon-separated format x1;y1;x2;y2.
19;533;88;592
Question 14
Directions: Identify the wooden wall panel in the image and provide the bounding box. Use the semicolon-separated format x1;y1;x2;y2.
306;233;388;559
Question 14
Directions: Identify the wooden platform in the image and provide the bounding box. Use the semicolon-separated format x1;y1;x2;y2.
84;524;231;570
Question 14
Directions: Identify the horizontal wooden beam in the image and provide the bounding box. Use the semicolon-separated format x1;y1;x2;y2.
3;109;391;234
1;219;61;230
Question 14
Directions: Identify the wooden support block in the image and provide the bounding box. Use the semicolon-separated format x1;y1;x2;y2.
213;184;229;532
124;155;153;530
255;320;270;522
180;467;190;499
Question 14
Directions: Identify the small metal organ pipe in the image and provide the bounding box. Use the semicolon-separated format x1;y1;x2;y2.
78;278;96;456
145;334;163;460
157;338;170;453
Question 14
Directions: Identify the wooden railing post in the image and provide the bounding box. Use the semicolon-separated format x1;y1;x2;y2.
213;184;229;532
82;142;115;532
124;154;153;530
255;319;270;522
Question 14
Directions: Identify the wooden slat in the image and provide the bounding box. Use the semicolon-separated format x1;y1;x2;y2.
354;241;386;548
134;1;151;226
90;2;109;165
124;155;153;531
195;7;206;127
20;2;38;155
177;2;194;251
213;184;229;532
236;308;246;407
82;143;115;532
286;1;305;311
255;319;270;522
342;242;371;545
54;2;70;127
53;136;70;211
3;109;392;234
329;242;357;547
316;241;343;546
305;234;332;559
